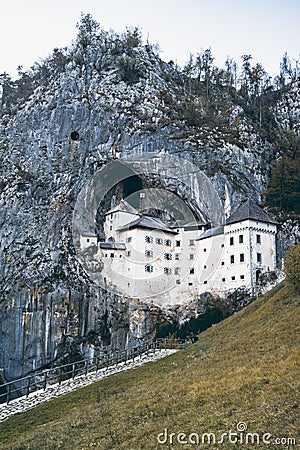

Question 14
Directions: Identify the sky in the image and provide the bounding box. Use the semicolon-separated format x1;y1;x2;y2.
1;0;299;79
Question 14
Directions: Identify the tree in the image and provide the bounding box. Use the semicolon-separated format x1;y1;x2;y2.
280;52;293;87
183;54;195;96
123;27;142;52
284;243;300;292
202;48;215;100
195;52;204;83
76;13;100;48
0;72;16;111
249;63;270;126
264;156;300;217
240;54;252;98
224;56;238;92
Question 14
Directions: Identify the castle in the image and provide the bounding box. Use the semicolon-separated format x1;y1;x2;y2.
80;198;277;306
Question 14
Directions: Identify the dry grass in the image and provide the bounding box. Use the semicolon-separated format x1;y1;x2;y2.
0;282;299;449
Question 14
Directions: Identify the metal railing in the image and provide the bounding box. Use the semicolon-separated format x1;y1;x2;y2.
0;338;187;405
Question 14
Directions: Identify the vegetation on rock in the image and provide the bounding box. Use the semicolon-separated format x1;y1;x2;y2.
284;243;300;291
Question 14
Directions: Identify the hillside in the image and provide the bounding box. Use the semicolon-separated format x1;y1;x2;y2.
0;282;299;449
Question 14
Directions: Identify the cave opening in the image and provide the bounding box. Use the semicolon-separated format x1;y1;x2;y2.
70;131;79;141
95;172;206;240
122;175;143;208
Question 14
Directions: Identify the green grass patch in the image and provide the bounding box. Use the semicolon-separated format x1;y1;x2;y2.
0;283;299;449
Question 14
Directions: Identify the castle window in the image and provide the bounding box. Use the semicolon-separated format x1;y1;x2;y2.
128;282;130;287
145;250;153;258
164;267;172;275
110;226;112;231
240;275;245;280
176;240;181;247
221;261;224;265
257;234;261;244
145;236;153;244
230;255;235;264
110;253;114;258
175;267;180;275
126;237;132;243
145;264;153;273
222;278;225;282
190;268;195;274
239;235;243;243
176;279;181;284
221;243;224;248
230;237;234;245
119;255;122;258
165;239;172;247
105;254;108;257
240;253;245;262
257;253;262;263
164;253;172;260
86;238;90;243
111;213;113;219
190;254;194;260
203;248;207;252
231;276;236;281
204;281;207;284
189;239;195;246
126;250;131;257
175;254;180;260
188;282;193;286
204;265;207;269
155;238;163;245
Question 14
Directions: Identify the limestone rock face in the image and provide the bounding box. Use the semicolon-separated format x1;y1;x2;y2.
0;27;299;381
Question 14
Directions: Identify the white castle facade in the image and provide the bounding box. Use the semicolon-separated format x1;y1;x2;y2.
80;198;277;306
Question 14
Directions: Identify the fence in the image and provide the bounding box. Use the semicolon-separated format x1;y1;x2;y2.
0;338;187;405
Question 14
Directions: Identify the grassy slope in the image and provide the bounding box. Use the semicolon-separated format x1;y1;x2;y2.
0;283;299;450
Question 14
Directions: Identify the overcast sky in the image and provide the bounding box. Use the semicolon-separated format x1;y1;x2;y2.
1;0;299;79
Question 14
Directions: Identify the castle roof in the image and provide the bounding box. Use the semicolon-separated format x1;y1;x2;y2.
170;220;207;230
81;231;97;237
105;200;139;216
117;216;178;234
100;242;126;250
226;199;277;225
196;225;224;241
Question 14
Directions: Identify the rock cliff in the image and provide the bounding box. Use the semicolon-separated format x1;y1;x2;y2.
0;18;299;381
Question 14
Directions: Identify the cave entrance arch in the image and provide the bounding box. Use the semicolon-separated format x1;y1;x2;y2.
72;152;224;292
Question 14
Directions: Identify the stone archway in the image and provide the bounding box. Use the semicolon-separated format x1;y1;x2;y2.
256;269;262;283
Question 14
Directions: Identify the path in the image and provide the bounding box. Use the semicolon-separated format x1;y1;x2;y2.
0;349;176;423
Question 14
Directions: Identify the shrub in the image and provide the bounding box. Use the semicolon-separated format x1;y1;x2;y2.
117;55;144;84
284;243;300;291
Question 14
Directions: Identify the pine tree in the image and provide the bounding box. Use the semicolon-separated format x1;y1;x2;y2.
264;157;300;217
